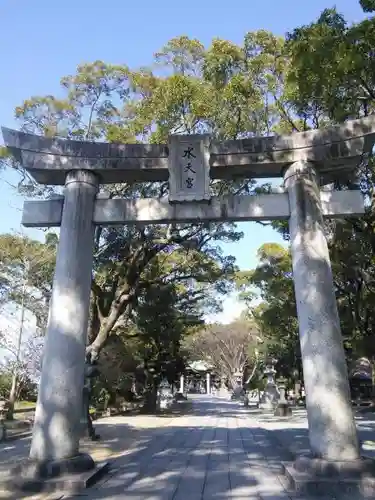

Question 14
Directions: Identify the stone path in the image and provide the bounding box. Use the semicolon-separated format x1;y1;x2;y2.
1;396;374;499
64;396;361;500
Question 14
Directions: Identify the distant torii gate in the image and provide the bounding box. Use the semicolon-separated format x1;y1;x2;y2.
3;117;375;477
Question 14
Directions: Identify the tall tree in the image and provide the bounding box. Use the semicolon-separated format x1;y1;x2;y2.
185;318;262;389
129;260;202;411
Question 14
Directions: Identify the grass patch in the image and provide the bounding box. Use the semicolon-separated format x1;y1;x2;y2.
14;401;36;410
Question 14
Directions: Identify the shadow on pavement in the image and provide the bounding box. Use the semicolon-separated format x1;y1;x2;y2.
0;396;372;499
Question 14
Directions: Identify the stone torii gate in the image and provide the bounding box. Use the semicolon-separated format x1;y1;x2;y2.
2;117;375;484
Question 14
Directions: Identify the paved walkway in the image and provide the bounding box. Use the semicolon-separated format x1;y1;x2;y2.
2;396;375;499
64;396;358;500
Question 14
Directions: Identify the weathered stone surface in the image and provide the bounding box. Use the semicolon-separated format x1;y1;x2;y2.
210;116;375;173
284;160;360;461
11;453;95;481
7;458;108;495
283;462;375;496
3;116;375;184
283;455;375;497
211;115;375;153
294;455;375;477
21;190;365;228
30;170;98;462
1;127;168;184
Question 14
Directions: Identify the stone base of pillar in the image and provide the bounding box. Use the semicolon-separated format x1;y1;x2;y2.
282;454;375;497
6;453;108;495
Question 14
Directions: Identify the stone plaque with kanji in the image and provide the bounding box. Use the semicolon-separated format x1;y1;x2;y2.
168;134;210;202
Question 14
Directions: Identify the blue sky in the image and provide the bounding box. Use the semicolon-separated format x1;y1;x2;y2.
0;0;367;321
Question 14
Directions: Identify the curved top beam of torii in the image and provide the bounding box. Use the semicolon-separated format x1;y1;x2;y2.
2;115;375;185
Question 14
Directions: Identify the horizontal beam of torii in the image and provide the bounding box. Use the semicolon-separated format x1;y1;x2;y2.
22;190;364;227
3;115;375;185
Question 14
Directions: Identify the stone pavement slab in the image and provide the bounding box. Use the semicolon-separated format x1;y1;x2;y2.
63;397;300;500
1;397;374;499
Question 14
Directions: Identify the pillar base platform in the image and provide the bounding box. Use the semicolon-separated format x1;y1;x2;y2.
6;453;109;495
282;454;375;497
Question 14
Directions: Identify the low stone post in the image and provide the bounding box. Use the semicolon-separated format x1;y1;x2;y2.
179;374;184;393
284;161;359;460
29;170;99;469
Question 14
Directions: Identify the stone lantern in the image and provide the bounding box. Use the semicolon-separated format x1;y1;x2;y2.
259;358;280;410
274;377;292;417
157;379;174;410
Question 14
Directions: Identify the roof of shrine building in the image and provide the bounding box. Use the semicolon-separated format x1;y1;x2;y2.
2;116;375;185
188;361;213;373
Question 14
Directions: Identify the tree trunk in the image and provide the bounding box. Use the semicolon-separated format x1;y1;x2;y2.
6;372;18;420
86;295;132;361
88;294;101;345
245;357;259;387
141;380;158;413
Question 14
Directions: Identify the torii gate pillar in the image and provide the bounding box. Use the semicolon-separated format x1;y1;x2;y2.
285;160;359;460
30;170;99;472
